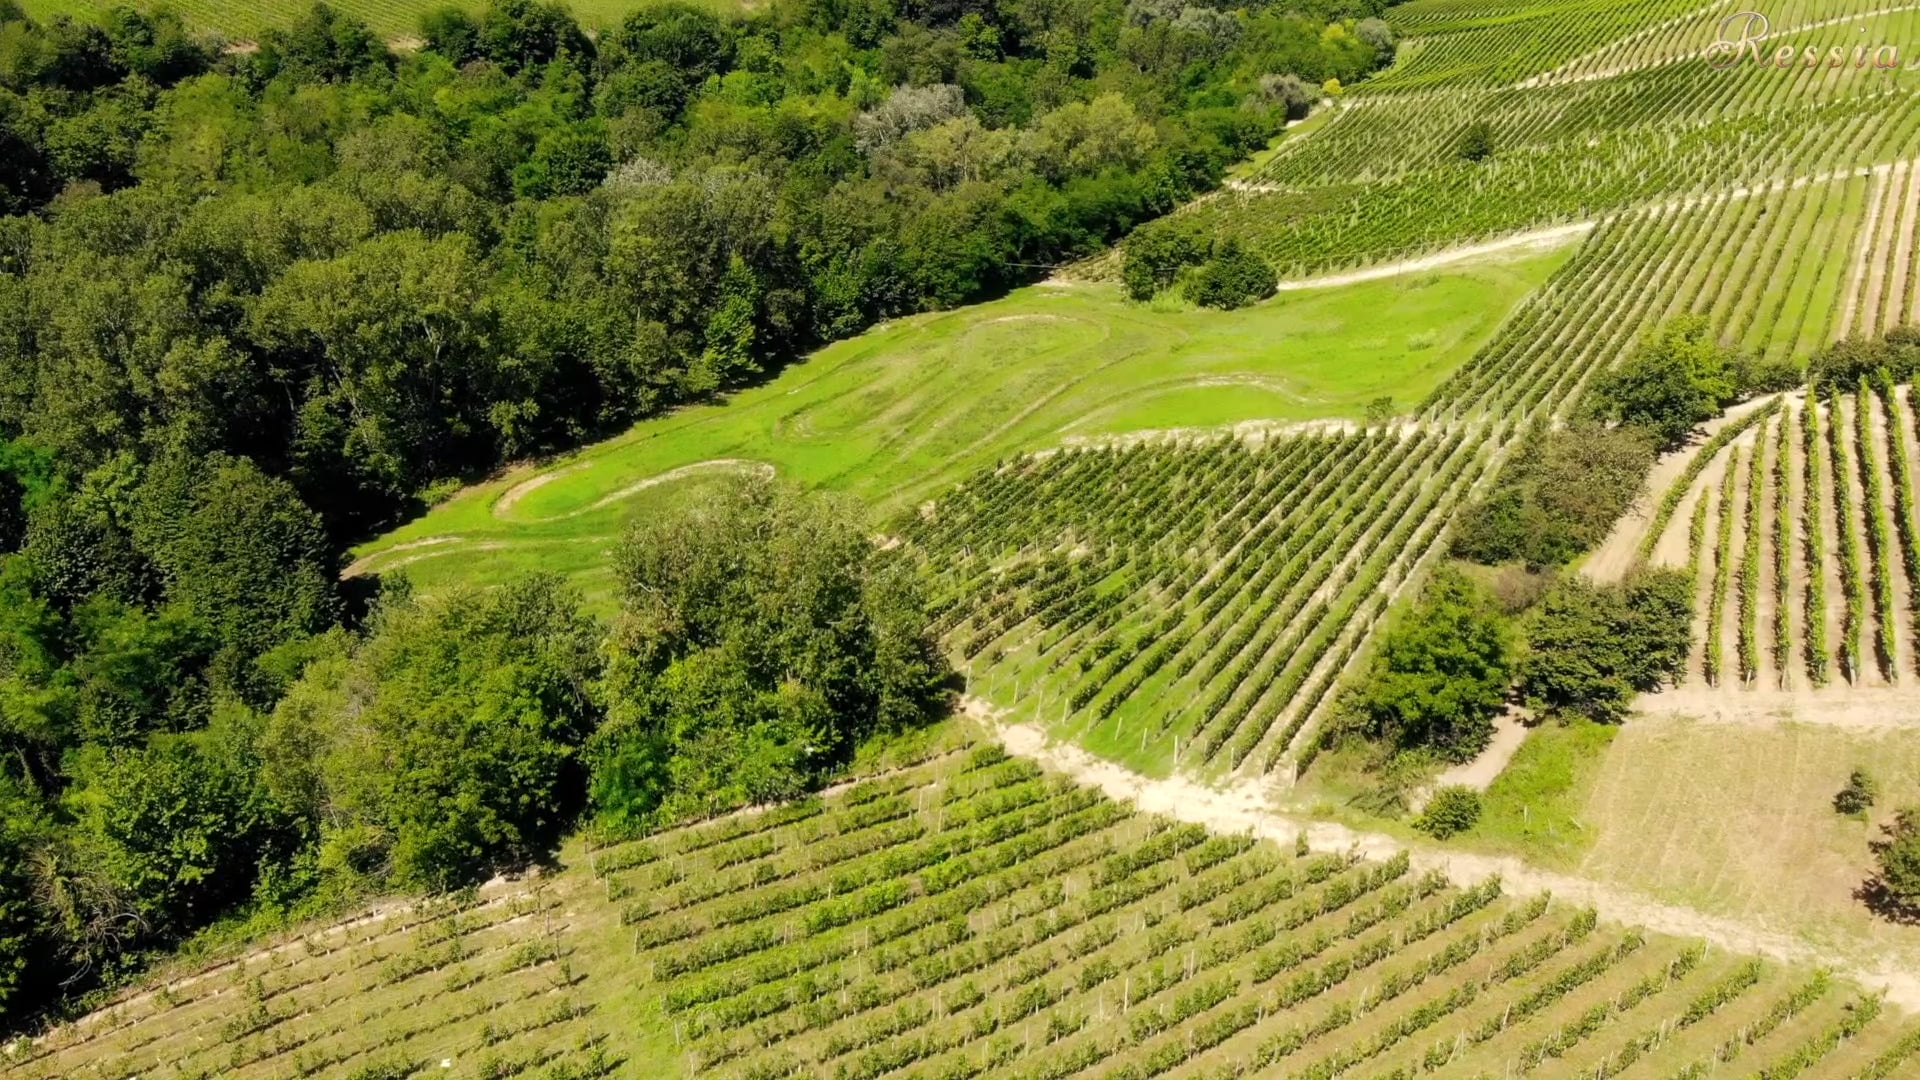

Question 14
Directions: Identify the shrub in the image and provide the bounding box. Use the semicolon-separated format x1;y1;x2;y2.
1520;569;1692;721
1122;219;1209;300
1342;568;1512;763
1190;238;1276;310
1836;769;1879;816
1456;120;1494;162
1585;315;1739;451
1452;421;1656;568
1416;787;1481;839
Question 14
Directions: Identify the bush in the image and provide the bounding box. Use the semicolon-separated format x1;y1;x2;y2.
1416;786;1481;839
1452;421;1656;568
1586;316;1740;451
589;477;946;830
1836;768;1879;816
1190;238;1276;310
1122;219;1209;301
1870;809;1920;916
1456;120;1494;162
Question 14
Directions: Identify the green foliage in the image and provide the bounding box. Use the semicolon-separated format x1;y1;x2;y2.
590;477;945;830
263;575;602;891
1835;768;1878;817
1870;808;1920;915
1586;316;1740;451
1343;568;1510;763
1452;421;1655;568
1455;120;1494;162
1415;785;1481;839
1122;218;1209;301
1520;569;1691;722
1190;238;1277;310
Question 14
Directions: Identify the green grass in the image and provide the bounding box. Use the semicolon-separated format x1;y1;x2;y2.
352;253;1568;612
18;0;753;41
1463;718;1617;870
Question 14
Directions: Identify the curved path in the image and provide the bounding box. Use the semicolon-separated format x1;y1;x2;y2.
968;698;1920;1009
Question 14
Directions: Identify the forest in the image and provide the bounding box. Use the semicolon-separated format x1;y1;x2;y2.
0;0;1396;1028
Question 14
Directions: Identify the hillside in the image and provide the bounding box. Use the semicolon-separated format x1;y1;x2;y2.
348;254;1566;612
12;723;1920;1080
14;0;1920;1076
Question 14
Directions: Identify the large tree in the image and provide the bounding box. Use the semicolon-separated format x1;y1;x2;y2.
1345;567;1511;762
590;476;945;828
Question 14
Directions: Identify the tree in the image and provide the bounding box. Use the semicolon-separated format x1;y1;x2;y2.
1520;569;1692;721
419;6;482;64
590;476;945;830
1347;567;1511;762
1257;73;1314;120
1122;218;1208;300
260;3;389;84
263;575;602;891
1587;316;1739;450
1452;422;1656;568
1870;809;1920;916
1190;238;1276;310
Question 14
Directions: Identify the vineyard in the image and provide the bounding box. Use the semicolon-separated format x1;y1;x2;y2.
12;735;1920;1080
924;166;1872;779
1635;380;1920;692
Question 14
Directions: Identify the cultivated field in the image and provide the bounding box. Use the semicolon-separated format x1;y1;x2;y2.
10;727;1920;1080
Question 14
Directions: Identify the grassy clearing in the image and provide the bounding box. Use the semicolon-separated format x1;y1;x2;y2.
1460;719;1616;870
16;0;752;41
352;258;1563;612
1579;715;1920;973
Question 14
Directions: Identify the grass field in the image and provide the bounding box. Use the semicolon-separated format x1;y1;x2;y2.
1578;715;1920;975
15;0;750;41
14;722;1920;1080
350;257;1565;613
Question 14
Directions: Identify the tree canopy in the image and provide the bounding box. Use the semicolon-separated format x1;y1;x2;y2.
591;477;945;830
1341;567;1511;763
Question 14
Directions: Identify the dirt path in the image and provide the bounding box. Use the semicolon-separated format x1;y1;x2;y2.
1433;707;1530;792
1637;683;1920;729
975;702;1920;1009
1266;222;1595;292
494;462;591;518
342;535;462;578
1886;161;1920;331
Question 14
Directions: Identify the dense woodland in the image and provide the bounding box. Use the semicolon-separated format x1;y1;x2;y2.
0;0;1396;1027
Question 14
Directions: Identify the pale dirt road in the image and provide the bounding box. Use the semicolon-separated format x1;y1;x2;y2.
968;698;1920;1009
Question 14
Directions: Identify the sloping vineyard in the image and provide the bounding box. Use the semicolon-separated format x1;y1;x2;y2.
1643;381;1920;690
13;739;1920;1080
929;171;1866;778
1841;159;1920;340
1370;0;1714;92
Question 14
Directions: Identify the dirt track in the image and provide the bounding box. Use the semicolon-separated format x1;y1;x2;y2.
972;699;1920;1010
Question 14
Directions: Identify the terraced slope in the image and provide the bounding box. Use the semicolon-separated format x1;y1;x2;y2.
10;733;1920;1080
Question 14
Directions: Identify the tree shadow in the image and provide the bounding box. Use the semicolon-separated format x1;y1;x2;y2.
1854;876;1920;925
